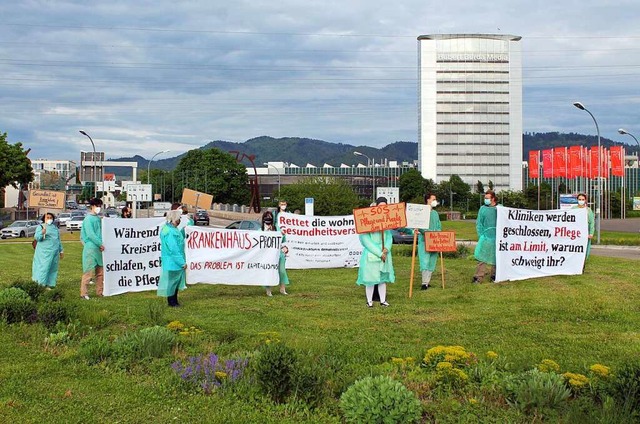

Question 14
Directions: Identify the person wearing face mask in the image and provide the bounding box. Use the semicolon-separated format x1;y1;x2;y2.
178;205;194;234
398;194;442;290
158;210;187;307
262;211;289;296
473;190;499;283
572;193;595;260
80;198;105;299
32;212;64;288
356;197;395;307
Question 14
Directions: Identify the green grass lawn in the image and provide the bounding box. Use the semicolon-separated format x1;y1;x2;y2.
1;240;639;422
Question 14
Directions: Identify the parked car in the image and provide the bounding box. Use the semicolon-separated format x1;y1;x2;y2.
67;216;85;232
390;229;414;244
225;220;261;230
1;220;41;239
56;212;73;227
66;200;78;209
194;210;210;226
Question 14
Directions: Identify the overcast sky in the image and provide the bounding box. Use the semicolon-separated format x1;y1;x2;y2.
1;0;639;161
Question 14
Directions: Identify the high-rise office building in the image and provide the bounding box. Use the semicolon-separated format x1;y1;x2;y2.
418;34;523;191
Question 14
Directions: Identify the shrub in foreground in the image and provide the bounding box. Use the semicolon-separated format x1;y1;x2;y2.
114;326;177;361
10;279;45;301
0;287;36;323
38;301;73;330
340;375;422;424
503;369;571;416
254;341;297;403
172;353;249;394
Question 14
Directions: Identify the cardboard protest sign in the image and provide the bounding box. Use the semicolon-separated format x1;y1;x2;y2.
276;212;362;268
495;206;588;282
424;231;457;252
181;188;213;209
102;218;165;296
406;203;431;229
185;226;281;286
353;202;406;234
29;189;66;209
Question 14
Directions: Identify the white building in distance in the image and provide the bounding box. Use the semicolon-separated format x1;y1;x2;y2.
417;34;523;191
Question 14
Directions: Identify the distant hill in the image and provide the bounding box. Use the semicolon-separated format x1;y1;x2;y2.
106;133;633;173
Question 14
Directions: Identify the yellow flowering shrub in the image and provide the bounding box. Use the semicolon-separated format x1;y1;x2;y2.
424;345;473;368
258;331;281;345
486;351;498;360
563;372;589;389
166;321;185;331
215;371;227;380
538;359;561;373
589;364;610;378
434;361;468;387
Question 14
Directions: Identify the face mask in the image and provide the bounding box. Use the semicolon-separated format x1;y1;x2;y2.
430;200;438;208
46;219;53;225
94;207;101;214
264;220;273;226
578;200;585;206
484;199;491;206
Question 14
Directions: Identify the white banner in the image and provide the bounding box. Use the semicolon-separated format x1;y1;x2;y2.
276;212;362;269
103;217;165;296
406;203;431;229
185;226;282;286
495;206;588;282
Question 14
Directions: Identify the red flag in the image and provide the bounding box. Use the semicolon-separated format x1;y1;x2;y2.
529;150;540;178
542;149;553;178
589;146;604;178
582;146;589;178
553;147;567;178
610;146;624;177
568;146;582;178
603;148;610;178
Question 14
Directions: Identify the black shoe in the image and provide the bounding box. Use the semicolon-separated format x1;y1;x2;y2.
366;301;373;308
472;277;480;284
421;284;429;291
380;301;389;307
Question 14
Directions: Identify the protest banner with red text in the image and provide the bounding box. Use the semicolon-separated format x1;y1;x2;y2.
185;226;281;286
276;212;362;269
495;206;588;282
353;202;406;234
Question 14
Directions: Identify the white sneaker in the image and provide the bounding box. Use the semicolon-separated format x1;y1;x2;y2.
266;290;273;297
81;295;90;300
279;289;288;295
89;279;95;285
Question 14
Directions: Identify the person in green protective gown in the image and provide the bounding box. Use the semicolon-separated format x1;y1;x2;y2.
32;212;64;288
572;193;595;263
356;197;395;307
80;198;105;299
399;193;442;290
158;210;187;307
473;190;498;283
262;210;289;296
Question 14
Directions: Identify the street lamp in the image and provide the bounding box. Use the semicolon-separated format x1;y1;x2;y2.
148;150;170;184
573;102;601;244
354;151;375;201
79;130;97;198
618;128;640;164
263;162;281;199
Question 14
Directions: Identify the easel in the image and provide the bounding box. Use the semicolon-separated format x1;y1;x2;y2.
409;231;456;298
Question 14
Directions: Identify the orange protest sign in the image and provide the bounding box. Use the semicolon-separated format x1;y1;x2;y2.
28;189;66;209
181;188;213;210
424;231;457;252
353;202;407;234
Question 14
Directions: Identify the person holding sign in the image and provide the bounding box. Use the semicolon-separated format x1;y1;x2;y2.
473;190;498;283
32;212;64;288
356;197;395;307
572;193;595;261
158;210;187;307
80;198;105;299
262;211;290;296
399;194;442;290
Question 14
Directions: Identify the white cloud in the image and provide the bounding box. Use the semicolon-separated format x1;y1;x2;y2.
1;0;639;161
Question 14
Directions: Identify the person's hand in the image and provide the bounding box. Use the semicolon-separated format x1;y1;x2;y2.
414;229;419;234
42;226;46;235
99;245;105;251
60;252;64;259
282;246;289;255
588;234;593;239
183;264;188;270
